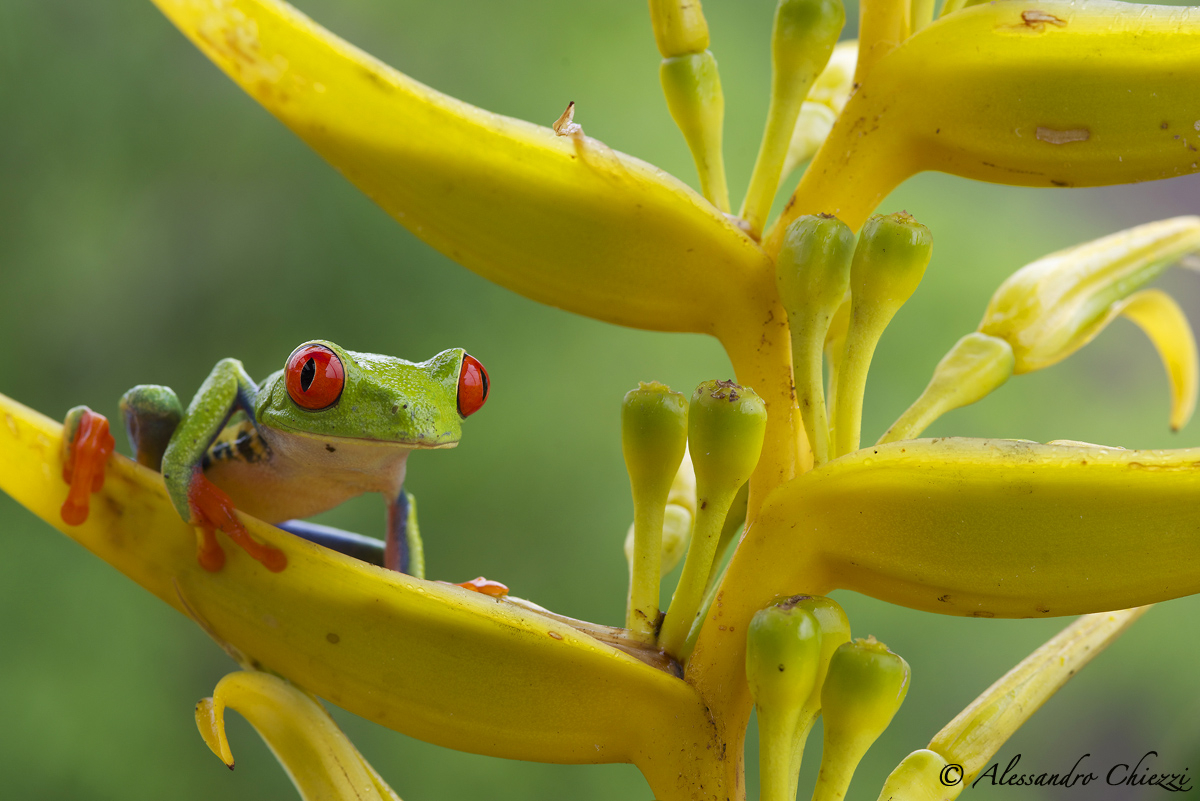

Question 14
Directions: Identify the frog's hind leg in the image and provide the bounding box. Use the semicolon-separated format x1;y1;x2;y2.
384;489;425;578
119;385;184;470
60;406;116;525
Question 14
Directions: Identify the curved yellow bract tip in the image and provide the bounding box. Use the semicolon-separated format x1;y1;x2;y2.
149;0;769;337
1114;289;1198;432
199;671;401;801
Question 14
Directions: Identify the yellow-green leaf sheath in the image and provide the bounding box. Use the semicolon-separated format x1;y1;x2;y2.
150;0;767;336
741;0;846;237
979;217;1200;374
767;0;1200;247
930;608;1148;785
688;436;1200;742
0;393;728;798
879;333;1014;444
1116;289;1198;431
196;671;400;801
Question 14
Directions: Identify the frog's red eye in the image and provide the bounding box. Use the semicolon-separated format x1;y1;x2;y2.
286;344;345;410
457;353;489;417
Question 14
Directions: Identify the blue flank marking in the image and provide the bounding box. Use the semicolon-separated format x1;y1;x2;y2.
390;490;410;574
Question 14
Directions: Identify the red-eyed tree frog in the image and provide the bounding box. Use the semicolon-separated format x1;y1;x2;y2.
59;341;490;581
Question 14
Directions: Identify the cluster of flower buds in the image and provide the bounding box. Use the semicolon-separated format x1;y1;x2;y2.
777;211;933;463
746;596;909;801
620;378;767;655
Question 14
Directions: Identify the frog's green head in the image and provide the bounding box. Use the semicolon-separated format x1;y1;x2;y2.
256;341;489;448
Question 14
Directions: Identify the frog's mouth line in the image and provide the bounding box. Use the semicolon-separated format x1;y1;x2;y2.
266;425;459;450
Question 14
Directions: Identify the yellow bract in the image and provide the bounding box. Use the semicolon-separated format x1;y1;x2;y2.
148;0;769;338
770;0;1200;243
0;392;723;798
689;436;1200;741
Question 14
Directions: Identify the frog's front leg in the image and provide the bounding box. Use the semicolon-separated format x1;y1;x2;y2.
118;385;184;470
162;358;286;573
385;488;425;578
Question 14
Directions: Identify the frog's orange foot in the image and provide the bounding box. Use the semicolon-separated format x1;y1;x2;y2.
454;576;510;598
60;410;115;526
187;472;287;573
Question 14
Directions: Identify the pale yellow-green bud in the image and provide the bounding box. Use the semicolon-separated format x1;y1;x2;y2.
647;0;710;58
833;212;934;457
814;637;911;801
777;214;856;464
874;750;960;801
659;380;766;655
978;217;1200;430
622;382;689;641
879;332;1015;444
660;51;730;212
742;0;846;235
980;216;1200;374
747;599;823;801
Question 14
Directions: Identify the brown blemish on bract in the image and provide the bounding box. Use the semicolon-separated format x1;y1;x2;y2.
1020;9;1067;30
971;610;996;618
326;632;340;644
1036;126;1090;145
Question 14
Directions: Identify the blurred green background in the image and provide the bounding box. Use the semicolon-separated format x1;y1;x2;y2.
2;1;1199;799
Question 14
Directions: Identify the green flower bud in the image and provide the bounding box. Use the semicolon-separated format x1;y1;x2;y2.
741;0;846;235
814;637;911;801
832;212;934;457
746;599;823;801
744;595;850;801
647;0;710;58
659;380;766;655
660;51;730;212
776;215;856;464
622;382;689;641
688;380;769;498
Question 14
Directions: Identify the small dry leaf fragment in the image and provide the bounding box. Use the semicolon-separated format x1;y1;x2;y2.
553;101;584;137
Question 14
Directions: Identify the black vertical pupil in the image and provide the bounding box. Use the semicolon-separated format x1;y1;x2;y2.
300;358;316;391
479;369;489;401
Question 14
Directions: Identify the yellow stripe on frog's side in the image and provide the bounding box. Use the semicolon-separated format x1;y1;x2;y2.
202;418;271;470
